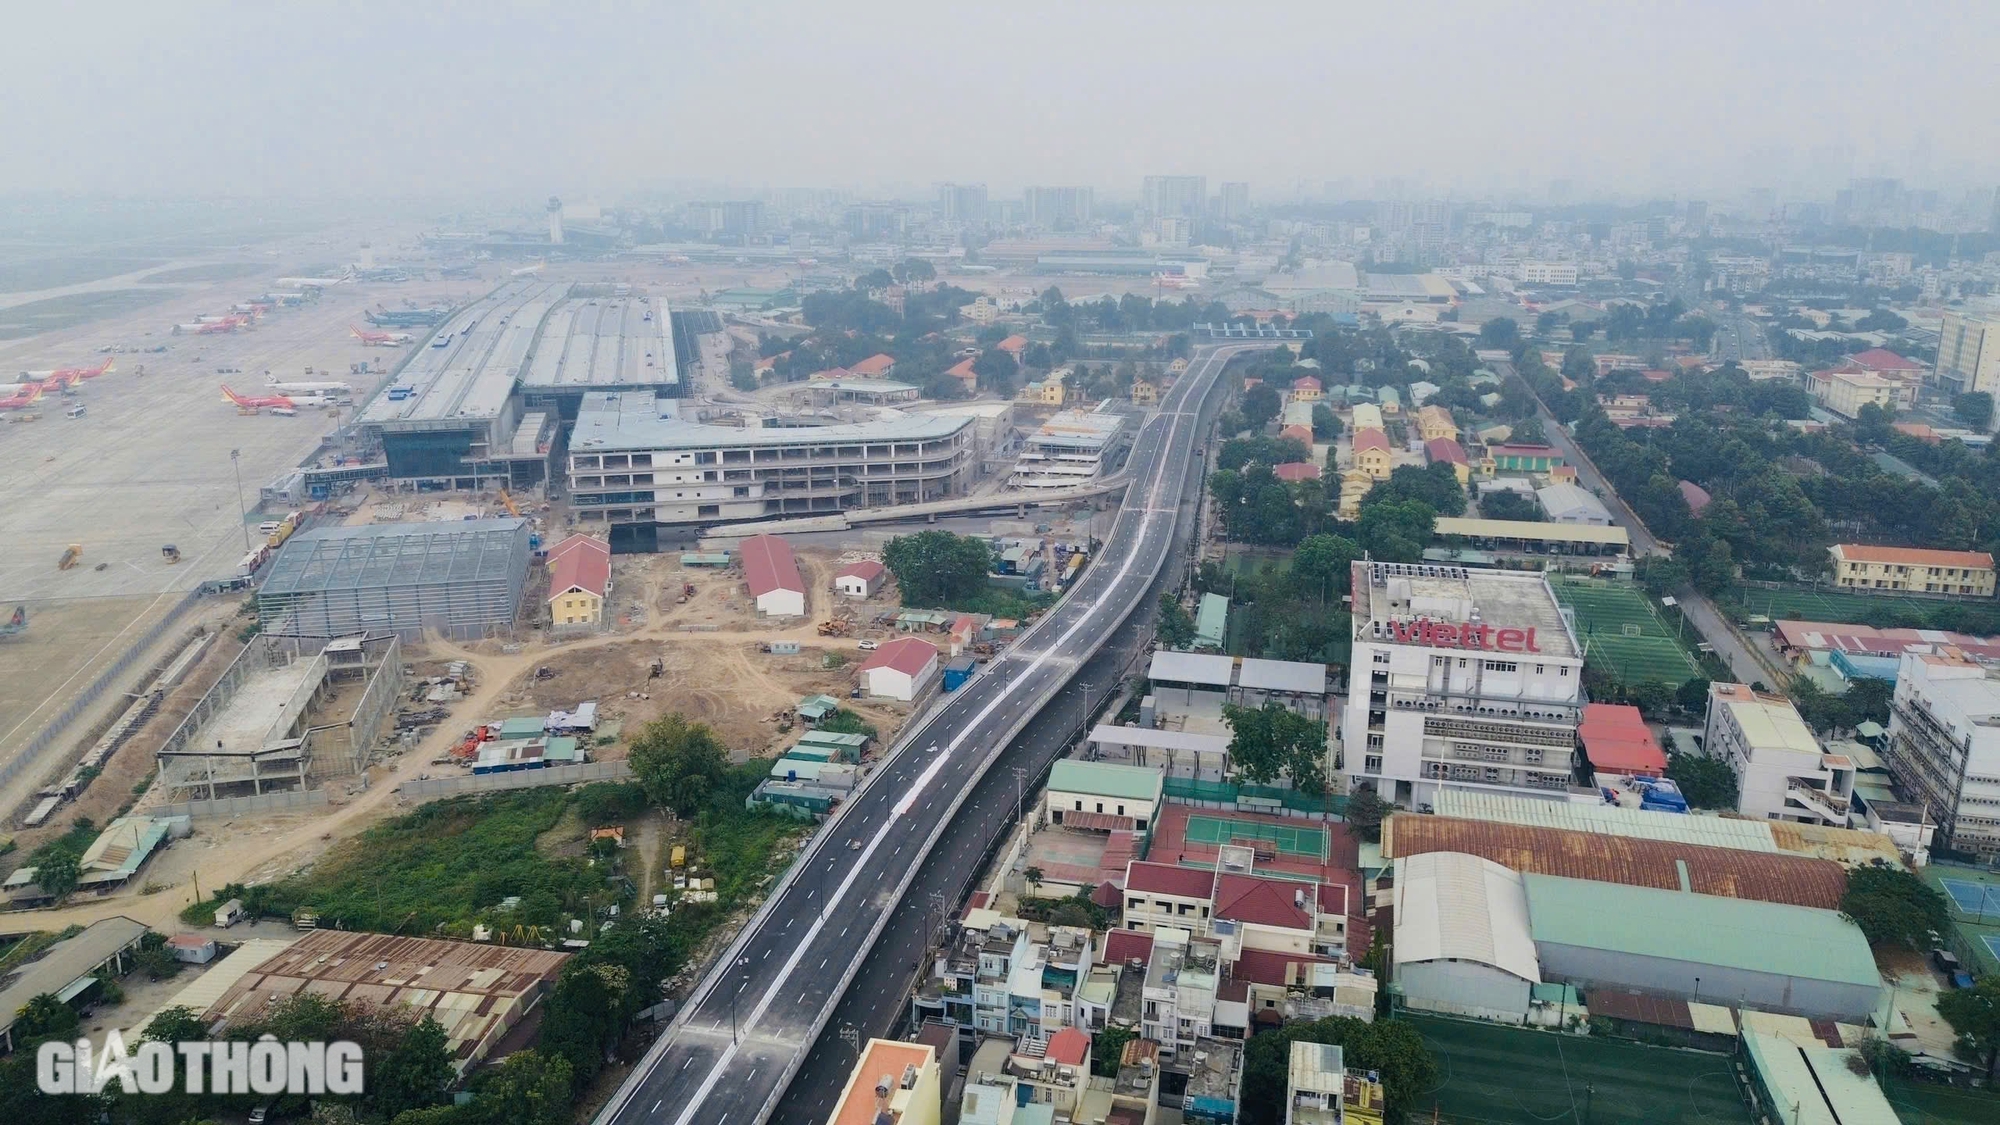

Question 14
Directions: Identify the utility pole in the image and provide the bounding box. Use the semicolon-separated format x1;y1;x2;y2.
1012;765;1029;827
229;449;251;551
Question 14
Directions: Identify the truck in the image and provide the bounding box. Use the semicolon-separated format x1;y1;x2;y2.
214;898;246;928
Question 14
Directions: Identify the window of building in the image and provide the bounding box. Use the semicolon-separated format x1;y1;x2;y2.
1373;651;1390;665
1484;661;1518;673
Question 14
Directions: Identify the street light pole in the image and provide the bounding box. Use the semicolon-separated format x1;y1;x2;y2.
229;449;251;552
729;956;750;1044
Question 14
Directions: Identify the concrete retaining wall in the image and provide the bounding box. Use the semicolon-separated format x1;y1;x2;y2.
155;788;330;819
398;759;631;799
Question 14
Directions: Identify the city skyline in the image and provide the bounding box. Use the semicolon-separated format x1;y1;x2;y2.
5;1;1999;202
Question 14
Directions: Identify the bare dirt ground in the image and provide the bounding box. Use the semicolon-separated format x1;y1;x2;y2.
0;550;922;936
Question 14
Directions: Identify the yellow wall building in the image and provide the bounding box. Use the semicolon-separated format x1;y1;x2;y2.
1829;544;1996;597
1415;404;1459;442
1352;429;1393;480
1131;379;1159;405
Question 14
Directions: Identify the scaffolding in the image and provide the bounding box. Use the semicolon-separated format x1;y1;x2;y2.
256;518;530;641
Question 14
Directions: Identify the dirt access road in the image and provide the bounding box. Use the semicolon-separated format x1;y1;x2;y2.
8;603;910;937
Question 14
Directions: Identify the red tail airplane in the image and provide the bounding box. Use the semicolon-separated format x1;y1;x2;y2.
349;325;413;346
0;385;44;411
221;384;296;412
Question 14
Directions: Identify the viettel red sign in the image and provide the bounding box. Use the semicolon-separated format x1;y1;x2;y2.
1387;618;1542;653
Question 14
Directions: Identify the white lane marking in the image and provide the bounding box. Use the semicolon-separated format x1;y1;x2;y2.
656;348;1235;1125
652;1101;662;1114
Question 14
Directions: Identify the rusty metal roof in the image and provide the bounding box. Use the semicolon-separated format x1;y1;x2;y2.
1383;814;1848;910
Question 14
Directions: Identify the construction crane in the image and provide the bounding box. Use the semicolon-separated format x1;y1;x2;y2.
498;489;522;518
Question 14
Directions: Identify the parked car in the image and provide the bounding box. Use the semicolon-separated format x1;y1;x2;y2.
857;640;878;650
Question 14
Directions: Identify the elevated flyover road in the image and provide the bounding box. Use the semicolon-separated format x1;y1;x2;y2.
594;344;1255;1125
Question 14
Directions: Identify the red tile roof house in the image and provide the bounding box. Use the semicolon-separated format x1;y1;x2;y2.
546;534;612;628
1279;424;1316;447
833;559;886;598
741;534;806;617
849;353;897;378
857;636;940;701
997;335;1030;362
1842;347;1924;379
1273;462;1321;483
947;357;978;392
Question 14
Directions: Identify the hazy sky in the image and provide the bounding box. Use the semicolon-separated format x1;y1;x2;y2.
6;0;1998;205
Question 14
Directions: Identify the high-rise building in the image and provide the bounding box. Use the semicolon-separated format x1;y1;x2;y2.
1342;561;1585;806
1023;185;1094;230
935;182;988;227
1144;174;1207;219
1219;181;1250;221
721;200;764;238
845;203;910;240
1884;650;2000;857
1934;308;2000;398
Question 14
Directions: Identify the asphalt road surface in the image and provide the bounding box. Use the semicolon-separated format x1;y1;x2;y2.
594;343;1255;1125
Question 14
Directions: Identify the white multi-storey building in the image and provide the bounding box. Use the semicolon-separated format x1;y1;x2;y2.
1701;682;1854;827
567;392;976;535
1343;562;1585;807
1515;260;1579;286
1010;409;1127;490
1884;651;2000;857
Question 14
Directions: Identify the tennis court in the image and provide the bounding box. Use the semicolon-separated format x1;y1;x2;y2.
1939;878;2000;919
1550;577;1703;685
1183;813;1328;862
1410;1016;1751;1125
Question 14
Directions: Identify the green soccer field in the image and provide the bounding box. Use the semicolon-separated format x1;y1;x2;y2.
1409;1017;1752;1125
1882;1077;2000;1125
1736;586;1947;626
1550;579;1702;685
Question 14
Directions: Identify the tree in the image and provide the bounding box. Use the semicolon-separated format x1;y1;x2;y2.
628;714;729;817
1292;534;1360;595
1344;786;1391;843
1839;862;1949;951
1675;677;1711;712
1479;489;1541;522
1311;403;1342;440
728;358;759;393
539;961;624;1083
34;850;79;901
1354;499;1436;563
891;258;936;285
371;1016;455;1121
142;1005;208;1044
1956;391;1994;432
1238;1015;1437;1125
855;268;893;291
1240;383;1282;430
456;1050;574;1125
1023;866;1045;895
11;993;77;1042
1510;415;1547;445
1665;751;1737;810
883;530;993;608
1157;592;1196;648
1938;974;2000;1080
972;348;1018;394
1092;1026;1136;1077
1222;702;1327;792
1477;317;1521;350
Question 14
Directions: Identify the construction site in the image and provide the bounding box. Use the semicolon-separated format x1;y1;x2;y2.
154;633;402;800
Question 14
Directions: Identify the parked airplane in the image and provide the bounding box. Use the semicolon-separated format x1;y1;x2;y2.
222;385;301;413
349;325;412;346
510;260;546;277
173;317;247;336
266;377;352;395
11;358;112;388
0;385;43;411
274;268;355;289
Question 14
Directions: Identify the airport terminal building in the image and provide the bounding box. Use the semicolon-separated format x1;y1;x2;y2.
567;392;977;549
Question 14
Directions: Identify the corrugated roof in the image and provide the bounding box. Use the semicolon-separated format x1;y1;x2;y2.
1432;789;1782;853
1392;851;1540;983
1237;657;1326;694
1578;703;1667;775
1149;650;1234;686
835;559;884;581
740;534;803;596
1384;814;1848;909
1521;874;1879;988
1087;724;1230;755
1049;760;1162;803
1425;437;1469;465
1711;683;1819;756
546;534;611;600
0;917;149;1039
857;635;937;677
1742;1032;1902;1125
1432;516;1630;546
